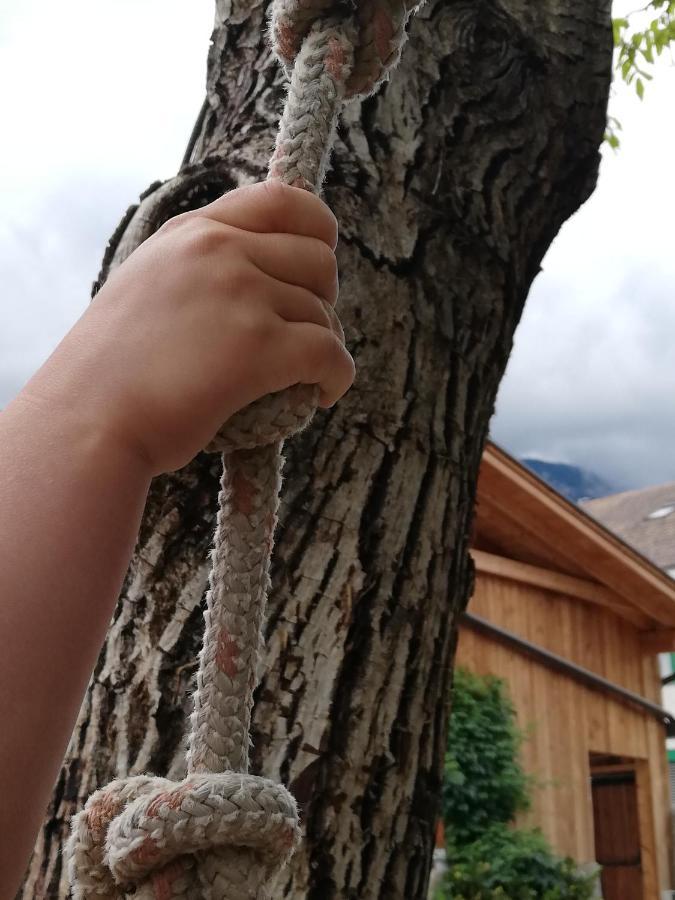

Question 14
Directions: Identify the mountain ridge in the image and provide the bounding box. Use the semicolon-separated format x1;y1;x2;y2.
521;457;617;504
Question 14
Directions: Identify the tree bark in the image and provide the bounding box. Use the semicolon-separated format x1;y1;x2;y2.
22;0;612;896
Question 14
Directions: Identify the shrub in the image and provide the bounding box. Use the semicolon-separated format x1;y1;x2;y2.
442;668;530;846
435;824;597;900
438;669;598;899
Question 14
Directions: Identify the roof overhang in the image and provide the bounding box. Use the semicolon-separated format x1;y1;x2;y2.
475;443;675;630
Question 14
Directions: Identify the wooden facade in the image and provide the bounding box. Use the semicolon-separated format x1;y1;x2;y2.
456;445;675;898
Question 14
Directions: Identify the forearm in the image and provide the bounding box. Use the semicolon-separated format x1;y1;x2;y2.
0;393;151;893
0;182;351;893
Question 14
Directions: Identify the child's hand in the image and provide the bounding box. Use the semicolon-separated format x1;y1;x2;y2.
24;181;354;474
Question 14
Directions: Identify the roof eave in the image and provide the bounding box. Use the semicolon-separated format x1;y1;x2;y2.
478;442;675;629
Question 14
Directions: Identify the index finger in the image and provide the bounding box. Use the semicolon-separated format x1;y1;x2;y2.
199;180;338;249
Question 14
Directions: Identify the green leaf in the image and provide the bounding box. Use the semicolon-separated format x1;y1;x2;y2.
610;0;675;109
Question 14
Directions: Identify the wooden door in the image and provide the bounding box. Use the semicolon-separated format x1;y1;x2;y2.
591;768;643;900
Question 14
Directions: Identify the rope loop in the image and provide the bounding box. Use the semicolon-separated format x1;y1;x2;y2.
207;300;342;454
271;0;420;98
207;383;317;454
67;774;300;898
67;0;421;893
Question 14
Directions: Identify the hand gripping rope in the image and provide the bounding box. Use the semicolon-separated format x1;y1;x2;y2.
67;0;419;895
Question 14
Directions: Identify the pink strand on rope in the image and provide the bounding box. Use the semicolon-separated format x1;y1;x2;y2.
67;0;419;895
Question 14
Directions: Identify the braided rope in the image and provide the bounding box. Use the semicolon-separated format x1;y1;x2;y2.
67;1;418;896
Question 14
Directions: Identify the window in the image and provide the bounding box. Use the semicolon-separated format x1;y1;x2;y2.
646;505;675;520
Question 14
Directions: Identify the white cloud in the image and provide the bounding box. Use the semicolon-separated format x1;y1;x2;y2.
0;1;673;491
0;1;214;402
0;0;213;181
492;50;675;489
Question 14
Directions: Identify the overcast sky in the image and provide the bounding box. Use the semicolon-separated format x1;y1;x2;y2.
0;1;673;492
492;6;675;491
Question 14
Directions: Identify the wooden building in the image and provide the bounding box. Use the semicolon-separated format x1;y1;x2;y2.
457;444;675;899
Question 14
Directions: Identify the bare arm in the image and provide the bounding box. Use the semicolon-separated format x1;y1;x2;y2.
0;181;354;894
0;396;152;883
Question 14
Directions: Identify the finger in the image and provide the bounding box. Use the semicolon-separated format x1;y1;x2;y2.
202;181;338;249
283;323;355;407
262;276;334;330
243;231;339;306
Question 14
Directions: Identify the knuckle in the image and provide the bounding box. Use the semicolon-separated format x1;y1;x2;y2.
241;309;278;349
315;239;338;282
222;259;257;295
319;201;339;247
179;217;226;257
297;331;323;376
262;177;296;210
304;194;338;247
157;210;194;234
330;335;354;378
312;329;340;369
316;297;334;330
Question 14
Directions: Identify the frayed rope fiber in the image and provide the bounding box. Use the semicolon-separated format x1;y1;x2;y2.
67;0;420;896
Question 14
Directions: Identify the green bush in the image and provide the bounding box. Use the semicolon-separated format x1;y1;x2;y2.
442;669;530;845
435;824;597;900
438;669;598;900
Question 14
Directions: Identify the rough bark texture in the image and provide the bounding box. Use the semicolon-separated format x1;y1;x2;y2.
23;0;612;896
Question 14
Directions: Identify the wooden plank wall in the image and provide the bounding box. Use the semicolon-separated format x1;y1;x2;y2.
456;572;672;893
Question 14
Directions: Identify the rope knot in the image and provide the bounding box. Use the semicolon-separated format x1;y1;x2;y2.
67;773;301;899
271;0;420;99
68;0;423;893
207;383;316;454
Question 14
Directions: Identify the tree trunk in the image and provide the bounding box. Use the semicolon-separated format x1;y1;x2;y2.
22;0;612;896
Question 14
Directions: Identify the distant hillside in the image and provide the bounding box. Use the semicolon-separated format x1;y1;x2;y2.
521;458;616;504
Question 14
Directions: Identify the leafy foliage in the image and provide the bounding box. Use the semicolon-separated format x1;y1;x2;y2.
615;1;675;97
436;669;598;900
442;669;530;846
608;1;675;146
435;825;597;900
